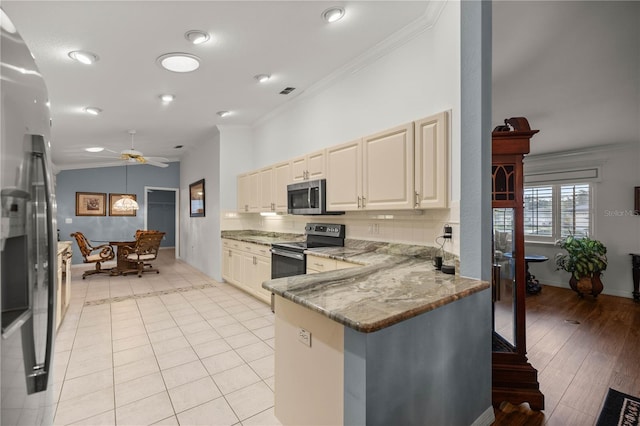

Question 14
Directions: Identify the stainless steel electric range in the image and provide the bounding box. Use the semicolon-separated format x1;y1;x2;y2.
270;223;345;279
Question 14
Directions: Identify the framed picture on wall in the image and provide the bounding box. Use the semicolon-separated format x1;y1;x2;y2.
109;193;138;216
76;192;107;216
635;186;640;215
189;179;205;217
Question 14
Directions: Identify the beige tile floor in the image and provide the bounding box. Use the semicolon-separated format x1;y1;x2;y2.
53;248;281;426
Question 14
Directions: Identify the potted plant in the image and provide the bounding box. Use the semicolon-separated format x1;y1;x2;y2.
555;234;607;298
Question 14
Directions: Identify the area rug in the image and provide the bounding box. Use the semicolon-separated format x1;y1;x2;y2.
596;388;640;426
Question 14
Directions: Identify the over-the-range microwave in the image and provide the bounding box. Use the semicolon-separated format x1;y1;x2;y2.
287;179;344;215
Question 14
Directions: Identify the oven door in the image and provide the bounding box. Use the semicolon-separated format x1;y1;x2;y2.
271;247;306;279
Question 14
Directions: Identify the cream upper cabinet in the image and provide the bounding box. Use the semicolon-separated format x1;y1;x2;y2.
273;161;290;212
291;150;325;182
237;174;249;212
326;122;414;211
362;123;414;210
325;139;362;211
414;111;448;209
247;171;260;212
259;167;273;211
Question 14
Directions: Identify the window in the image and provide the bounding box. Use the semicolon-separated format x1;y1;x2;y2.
524;183;592;242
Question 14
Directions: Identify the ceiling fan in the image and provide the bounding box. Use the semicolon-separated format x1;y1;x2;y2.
118;130;169;168
87;130;169;168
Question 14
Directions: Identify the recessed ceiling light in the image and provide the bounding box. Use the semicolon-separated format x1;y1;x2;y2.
68;50;99;65
254;74;271;83
85;147;104;153
217;111;231;118
185;30;210;45
322;7;345;23
84;107;102;115
157;53;201;73
0;9;17;34
160;94;175;103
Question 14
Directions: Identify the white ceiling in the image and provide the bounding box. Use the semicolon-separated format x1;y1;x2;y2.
2;1;430;170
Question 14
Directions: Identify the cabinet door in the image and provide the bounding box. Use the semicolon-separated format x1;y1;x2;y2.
259;167;274;211
326;139;362;211
241;252;255;291
415;111;448;209
273;161;290;212
307;150;325;180
291;156;307;182
222;247;233;280
231;250;244;284
362;123;414;210
237;174;249;212
247;171;260;212
255;255;272;303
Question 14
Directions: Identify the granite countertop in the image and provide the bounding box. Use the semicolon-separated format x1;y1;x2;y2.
263;238;489;333
221;230;304;246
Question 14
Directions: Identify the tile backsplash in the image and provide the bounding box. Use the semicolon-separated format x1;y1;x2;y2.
221;201;460;255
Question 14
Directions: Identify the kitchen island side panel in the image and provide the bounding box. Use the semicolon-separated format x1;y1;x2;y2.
344;288;492;426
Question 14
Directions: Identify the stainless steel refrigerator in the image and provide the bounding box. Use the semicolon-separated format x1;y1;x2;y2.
1;8;58;426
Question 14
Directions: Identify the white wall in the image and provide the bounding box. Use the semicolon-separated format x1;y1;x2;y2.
218;125;253;211
226;1;463;254
524;143;640;298
179;128;221;280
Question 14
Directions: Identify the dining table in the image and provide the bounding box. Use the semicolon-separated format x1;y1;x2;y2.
108;240;137;275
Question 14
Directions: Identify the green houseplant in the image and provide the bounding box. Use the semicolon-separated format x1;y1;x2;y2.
555;234;607;297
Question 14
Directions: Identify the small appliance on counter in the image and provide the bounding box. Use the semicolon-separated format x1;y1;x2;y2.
271;223;345;279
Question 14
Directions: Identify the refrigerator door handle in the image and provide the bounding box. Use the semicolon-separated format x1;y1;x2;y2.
25;135;56;393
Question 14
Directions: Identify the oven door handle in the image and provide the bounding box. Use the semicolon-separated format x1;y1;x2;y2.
271;248;305;261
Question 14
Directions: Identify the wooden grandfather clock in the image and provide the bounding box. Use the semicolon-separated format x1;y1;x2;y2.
491;117;544;410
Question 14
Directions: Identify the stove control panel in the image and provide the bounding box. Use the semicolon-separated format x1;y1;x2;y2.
305;223;345;238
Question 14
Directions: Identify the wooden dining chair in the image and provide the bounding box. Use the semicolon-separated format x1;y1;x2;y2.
70;232;115;279
121;231;165;277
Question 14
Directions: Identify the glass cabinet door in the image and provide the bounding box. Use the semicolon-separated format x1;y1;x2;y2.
492;207;516;350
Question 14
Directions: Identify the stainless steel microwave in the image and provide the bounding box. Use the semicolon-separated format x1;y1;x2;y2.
287;179;343;215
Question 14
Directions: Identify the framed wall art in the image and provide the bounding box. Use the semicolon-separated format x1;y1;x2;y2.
189;179;205;217
109;193;138;217
75;192;106;216
635;186;639;215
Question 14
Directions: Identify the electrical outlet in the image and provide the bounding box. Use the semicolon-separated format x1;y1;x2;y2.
298;328;311;347
443;225;452;239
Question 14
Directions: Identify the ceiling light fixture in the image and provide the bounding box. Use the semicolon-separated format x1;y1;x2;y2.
160;94;175;103
68;50;99;65
157;53;201;73
217;110;231;118
254;74;271;83
85;147;104;153
322;6;345;23
84;107;102;115
185;30;210;45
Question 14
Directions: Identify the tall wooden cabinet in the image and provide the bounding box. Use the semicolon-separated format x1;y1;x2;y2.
491;117;544;410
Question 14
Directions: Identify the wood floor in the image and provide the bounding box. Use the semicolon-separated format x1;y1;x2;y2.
492;284;640;425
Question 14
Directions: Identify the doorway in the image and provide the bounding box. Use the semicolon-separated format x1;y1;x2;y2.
144;186;179;258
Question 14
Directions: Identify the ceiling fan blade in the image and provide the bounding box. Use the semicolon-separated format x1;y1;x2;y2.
144;159;169;168
146;156;170;162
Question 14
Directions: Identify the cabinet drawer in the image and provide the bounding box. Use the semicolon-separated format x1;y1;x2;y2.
335;260;357;270
223;239;241;250
307;255;336;272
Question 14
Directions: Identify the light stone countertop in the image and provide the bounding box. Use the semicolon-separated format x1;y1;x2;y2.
221;230;489;333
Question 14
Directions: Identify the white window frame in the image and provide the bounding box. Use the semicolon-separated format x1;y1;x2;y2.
524;182;593;244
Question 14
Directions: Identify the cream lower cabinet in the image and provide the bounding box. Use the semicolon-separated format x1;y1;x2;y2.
306;254;356;274
326;122;414;211
222;239;271;304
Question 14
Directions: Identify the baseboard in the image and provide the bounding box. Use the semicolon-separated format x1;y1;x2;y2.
471;406;495;426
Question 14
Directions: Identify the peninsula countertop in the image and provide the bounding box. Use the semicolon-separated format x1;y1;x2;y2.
262;238;490;333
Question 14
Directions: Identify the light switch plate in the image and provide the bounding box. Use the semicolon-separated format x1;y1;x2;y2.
298;328;311;347
65;218;72;224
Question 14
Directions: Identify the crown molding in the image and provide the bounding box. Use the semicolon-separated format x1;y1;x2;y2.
254;0;448;127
